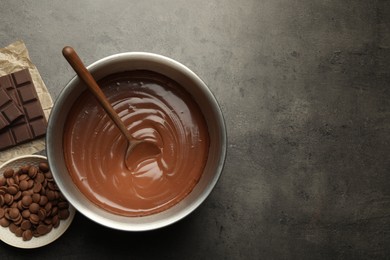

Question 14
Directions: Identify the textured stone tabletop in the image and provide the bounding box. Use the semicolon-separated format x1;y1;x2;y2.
0;1;389;259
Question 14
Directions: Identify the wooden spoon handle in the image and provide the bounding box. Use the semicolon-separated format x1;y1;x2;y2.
62;46;133;142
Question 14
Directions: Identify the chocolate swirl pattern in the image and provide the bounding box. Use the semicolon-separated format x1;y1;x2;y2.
63;71;209;216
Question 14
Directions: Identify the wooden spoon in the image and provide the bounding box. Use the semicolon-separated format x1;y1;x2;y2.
62;46;160;169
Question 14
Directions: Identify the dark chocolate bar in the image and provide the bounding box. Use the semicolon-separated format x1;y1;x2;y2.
0;69;47;151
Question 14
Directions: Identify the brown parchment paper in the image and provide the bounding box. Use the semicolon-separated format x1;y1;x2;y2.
0;40;53;165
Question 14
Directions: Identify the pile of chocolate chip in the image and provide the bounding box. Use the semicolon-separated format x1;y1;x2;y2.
0;162;70;241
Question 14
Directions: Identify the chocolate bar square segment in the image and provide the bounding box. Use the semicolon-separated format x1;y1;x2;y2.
0;115;8;129
0;74;22;110
0;75;12;89
0;88;12;106
0;130;14;149
29;118;47;136
11;123;32;143
18;84;38;103
3;102;24;122
12;69;32;85
0;88;24;130
24;102;43;120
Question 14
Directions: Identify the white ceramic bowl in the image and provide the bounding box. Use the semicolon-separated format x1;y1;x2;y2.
0;155;75;248
46;52;226;231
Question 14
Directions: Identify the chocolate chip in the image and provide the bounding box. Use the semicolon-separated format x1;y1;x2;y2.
35;172;45;184
13;173;19;185
44;217;52;225
0;176;6;186
38;208;46;220
52;215;60;228
13;175;20;185
45;209;52;217
17;200;24;210
14;216;22;226
51;206;58;217
36;224;49;235
47;224;53;232
32;193;40;203
29;203;40;214
21;165;30;174
21;209;30;219
21;195;32;207
0;217;10;227
9;207;19;219
58;209;70;220
14;227;23;237
4;208;10;219
47;190;56;201
0;186;7;194
9;222;18;233
39;195;48;206
19;174;28;181
3;168;14;178
38;162;50;173
29;214;39;225
58;201;69;209
40;186;46;195
33;182;42;193
6;177;15;186
0;208;4;218
21;219;31;230
28;166;38;178
19;180;29;191
27;179;34;189
23;190;34;197
14;190;22;201
47;182;55;191
7;185;18;195
22;230;33;241
4;193;13;205
44;171;53;180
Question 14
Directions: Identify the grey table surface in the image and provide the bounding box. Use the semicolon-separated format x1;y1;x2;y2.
1;0;390;259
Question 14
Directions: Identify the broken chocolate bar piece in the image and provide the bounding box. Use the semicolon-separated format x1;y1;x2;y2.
0;69;47;151
0;88;24;130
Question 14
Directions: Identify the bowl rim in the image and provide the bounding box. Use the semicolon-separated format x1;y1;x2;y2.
47;52;227;231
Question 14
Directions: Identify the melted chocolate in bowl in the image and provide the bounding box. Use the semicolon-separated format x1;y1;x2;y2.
63;71;209;217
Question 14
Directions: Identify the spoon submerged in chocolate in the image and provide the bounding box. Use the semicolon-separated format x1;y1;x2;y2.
62;46;160;170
